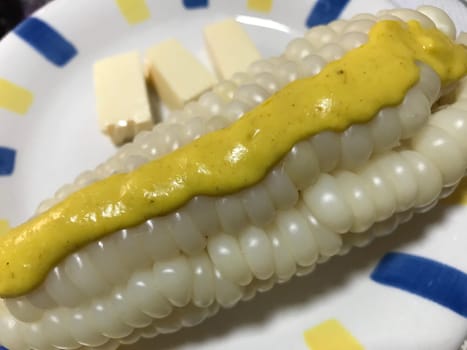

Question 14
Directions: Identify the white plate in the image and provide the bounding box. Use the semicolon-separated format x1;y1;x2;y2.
0;0;466;349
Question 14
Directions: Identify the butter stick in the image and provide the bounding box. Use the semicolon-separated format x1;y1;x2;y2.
94;51;153;145
204;19;261;79
146;39;217;109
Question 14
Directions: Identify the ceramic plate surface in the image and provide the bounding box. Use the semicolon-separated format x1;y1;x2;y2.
0;0;466;349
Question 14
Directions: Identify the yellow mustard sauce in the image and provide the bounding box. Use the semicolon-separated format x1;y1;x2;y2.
1;20;467;298
0;220;10;236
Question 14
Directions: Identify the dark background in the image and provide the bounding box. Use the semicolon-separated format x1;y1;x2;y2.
0;0;50;38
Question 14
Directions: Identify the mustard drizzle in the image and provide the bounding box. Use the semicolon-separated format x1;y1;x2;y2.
1;20;466;298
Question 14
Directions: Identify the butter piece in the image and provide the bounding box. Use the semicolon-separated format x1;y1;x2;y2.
204;19;261;79
94;51;153;145
146;39;216;109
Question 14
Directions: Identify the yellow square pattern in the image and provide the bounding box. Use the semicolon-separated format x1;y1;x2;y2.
0;79;33;115
304;319;364;350
247;0;273;12
115;0;151;24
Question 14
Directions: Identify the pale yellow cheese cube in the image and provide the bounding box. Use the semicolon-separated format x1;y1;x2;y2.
146;39;217;109
204;19;261;80
94;51;153;145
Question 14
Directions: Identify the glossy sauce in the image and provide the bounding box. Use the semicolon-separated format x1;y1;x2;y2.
1;20;466;297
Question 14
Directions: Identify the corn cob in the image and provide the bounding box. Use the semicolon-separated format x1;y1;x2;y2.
1;6;467;350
